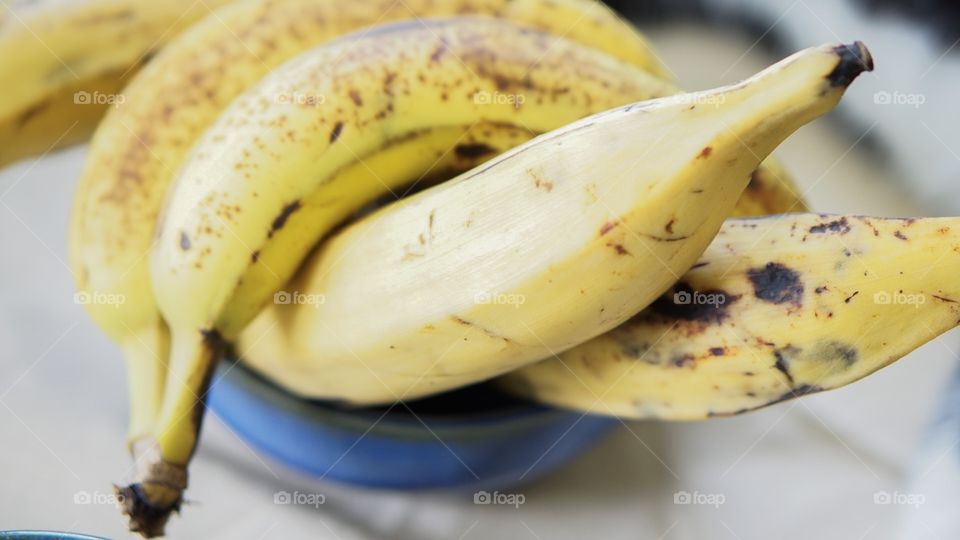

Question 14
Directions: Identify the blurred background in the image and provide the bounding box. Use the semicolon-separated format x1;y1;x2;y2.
0;0;958;538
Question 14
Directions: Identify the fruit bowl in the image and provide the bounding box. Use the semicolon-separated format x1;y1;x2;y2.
207;360;618;491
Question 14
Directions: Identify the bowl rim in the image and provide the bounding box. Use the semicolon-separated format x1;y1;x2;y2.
214;359;594;440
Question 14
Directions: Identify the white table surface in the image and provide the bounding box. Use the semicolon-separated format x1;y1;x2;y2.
1;23;957;540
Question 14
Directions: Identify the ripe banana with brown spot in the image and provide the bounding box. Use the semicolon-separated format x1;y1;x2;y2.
0;0;232;167
69;0;671;457
237;43;869;412
67;1;675;507
117;17;684;536
497;214;960;419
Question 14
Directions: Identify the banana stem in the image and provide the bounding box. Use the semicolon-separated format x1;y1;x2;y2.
118;328;222;537
120;323;170;446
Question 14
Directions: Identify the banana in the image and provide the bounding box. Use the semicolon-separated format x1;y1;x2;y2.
69;0;669;451
0;0;232;167
237;43;870;408
498;214;960;419
111;16;682;536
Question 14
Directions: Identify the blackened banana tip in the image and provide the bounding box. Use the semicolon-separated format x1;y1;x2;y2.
827;41;874;87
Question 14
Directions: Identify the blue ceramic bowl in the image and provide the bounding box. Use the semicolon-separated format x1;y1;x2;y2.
208;360;617;491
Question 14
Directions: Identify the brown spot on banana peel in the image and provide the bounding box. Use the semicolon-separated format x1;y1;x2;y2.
608;242;630;255
894;230;908;241
449;315;511;343
809;217;851;235
826;42;874;87
599;221;618;236
329;121;344;143
646;283;740;325
268;200;302;238
179;232;191;251
697;146;712;159
454;143;497;159
747;262;804;306
348;90;363;107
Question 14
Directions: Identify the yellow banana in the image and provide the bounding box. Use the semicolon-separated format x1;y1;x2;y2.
114;16;680;536
0;0;231;167
69;0;669;450
69;0;672;478
498;214;960;419
237;43;869;408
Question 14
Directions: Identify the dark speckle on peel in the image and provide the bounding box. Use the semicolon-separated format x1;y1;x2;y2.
773;345;800;384
747;262;804;306
697;146;712;159
269;200;302;237
455;143;496;159
809;217;851;235
599;221;617;236
648;282;739;324
329;121;344;143
179;232;190;251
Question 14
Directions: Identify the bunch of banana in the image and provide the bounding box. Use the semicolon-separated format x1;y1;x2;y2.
498;214;960;418
69;0;674;456
236;41;869;406
69;0;680;493
116;33;863;533
46;0;908;536
0;0;232;167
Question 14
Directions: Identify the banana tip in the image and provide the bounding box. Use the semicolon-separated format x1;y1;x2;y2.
827;41;874;87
